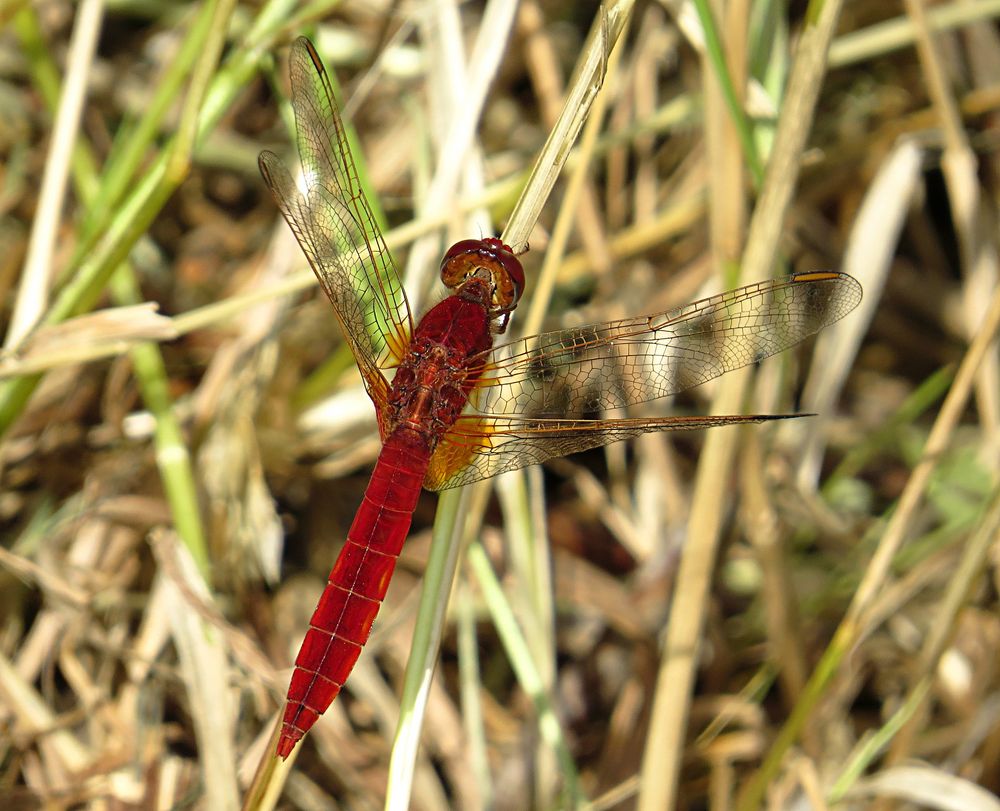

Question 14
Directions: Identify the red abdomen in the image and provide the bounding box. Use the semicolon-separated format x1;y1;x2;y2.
276;429;431;758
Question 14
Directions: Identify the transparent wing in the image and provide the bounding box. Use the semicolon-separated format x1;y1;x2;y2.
466;272;862;418
424;271;862;490
425;414;792;491
258;37;412;415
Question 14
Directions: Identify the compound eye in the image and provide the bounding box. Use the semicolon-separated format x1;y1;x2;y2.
439;238;526;310
440;239;486;290
491;242;525;306
441;239;485;268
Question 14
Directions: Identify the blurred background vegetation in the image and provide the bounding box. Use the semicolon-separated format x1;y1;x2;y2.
1;1;999;809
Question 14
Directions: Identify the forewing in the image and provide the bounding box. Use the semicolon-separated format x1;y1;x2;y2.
424;414;792;491
258;37;412;414
466;272;862;418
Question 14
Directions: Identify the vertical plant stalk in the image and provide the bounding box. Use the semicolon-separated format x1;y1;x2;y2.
384;1;523;805
901;0;1000;454
638;0;848;808
6;0;103;349
502;0;635;251
737;208;1000;811
387;3;634;808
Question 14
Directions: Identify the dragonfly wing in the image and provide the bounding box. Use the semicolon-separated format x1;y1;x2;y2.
424;414;795;491
466;272;862;418
259;37;412;416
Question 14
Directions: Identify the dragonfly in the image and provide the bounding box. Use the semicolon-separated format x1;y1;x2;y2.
258;37;862;759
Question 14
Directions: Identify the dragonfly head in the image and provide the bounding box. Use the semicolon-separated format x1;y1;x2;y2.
440;238;525;314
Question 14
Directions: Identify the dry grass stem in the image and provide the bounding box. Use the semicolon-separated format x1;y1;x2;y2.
3;2;999;809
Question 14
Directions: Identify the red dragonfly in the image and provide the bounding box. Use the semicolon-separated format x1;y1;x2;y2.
259;37;862;759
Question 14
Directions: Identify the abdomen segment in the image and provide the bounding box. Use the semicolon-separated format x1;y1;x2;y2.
277;430;431;758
